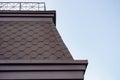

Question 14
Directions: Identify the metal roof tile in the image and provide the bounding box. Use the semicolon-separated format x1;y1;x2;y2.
0;21;73;60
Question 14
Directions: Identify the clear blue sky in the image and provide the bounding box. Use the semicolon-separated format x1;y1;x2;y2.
0;0;120;80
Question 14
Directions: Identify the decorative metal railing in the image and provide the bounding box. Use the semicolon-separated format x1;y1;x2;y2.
0;2;46;11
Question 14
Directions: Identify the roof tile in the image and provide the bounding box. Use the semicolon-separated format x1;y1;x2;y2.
0;21;73;60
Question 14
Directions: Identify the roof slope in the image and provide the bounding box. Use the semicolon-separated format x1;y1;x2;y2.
0;21;73;60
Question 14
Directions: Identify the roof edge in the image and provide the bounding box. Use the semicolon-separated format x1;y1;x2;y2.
0;60;88;65
0;10;55;13
0;10;56;25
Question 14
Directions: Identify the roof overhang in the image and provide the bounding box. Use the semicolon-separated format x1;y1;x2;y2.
0;60;88;80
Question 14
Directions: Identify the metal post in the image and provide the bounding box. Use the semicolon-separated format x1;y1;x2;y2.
38;3;39;11
19;2;21;11
44;2;46;11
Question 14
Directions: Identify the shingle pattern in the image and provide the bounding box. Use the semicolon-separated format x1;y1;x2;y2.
0;21;73;60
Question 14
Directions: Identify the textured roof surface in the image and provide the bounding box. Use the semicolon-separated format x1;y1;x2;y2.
0;21;73;60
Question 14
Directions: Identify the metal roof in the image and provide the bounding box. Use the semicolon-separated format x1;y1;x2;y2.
0;11;73;60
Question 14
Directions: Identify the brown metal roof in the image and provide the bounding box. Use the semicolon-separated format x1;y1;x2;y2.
0;11;73;60
0;8;88;80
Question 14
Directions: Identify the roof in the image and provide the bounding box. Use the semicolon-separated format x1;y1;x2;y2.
0;11;73;60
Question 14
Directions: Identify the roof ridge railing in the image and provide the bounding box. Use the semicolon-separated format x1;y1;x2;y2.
0;2;46;11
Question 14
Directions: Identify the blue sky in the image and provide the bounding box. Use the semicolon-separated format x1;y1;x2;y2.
0;0;120;80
